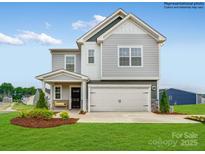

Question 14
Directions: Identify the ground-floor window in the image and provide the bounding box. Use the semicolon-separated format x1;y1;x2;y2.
54;85;62;100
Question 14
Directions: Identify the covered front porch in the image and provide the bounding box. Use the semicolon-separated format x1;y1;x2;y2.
36;69;89;112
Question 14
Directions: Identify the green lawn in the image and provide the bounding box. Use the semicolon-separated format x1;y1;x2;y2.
0;112;205;151
174;104;205;115
12;103;34;111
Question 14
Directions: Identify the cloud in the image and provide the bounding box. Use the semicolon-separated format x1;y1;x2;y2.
94;15;106;22
72;14;106;30
45;22;51;29
0;33;23;45
18;31;62;45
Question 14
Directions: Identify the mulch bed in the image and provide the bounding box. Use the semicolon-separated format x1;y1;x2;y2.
154;112;186;115
10;117;79;128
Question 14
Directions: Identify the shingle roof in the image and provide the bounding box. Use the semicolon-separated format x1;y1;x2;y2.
49;48;80;52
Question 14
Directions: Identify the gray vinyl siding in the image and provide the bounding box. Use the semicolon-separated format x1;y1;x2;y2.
102;34;159;78
52;51;81;73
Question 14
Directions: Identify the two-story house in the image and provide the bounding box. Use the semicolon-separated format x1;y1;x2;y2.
36;9;166;112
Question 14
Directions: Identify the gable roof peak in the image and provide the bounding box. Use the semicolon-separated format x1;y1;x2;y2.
97;12;166;44
76;8;127;45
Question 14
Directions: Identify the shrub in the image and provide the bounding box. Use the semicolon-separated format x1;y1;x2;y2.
160;90;170;113
36;90;48;109
79;110;86;114
18;109;54;119
18;110;29;118
60;111;69;120
186;115;205;122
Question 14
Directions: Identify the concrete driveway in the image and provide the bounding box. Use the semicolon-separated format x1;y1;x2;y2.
72;112;198;123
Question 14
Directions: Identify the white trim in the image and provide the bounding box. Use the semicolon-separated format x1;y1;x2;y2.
97;14;166;44
44;80;85;83
54;85;62;100
45;72;82;81
87;49;95;64
84;15;124;41
117;45;143;68
88;84;151;88
158;43;161;79
50;84;53;109
69;85;81;110
81;81;87;111
77;9;127;44
157;80;160;111
64;55;76;72
88;84;151;112
36;69;89;80
148;86;151;112
100;77;160;80
100;42;103;79
88;84;91;112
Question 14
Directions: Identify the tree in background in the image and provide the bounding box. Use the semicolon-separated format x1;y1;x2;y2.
0;83;37;102
13;87;37;102
36;90;48;109
23;87;36;96
0;83;14;96
160;90;170;113
13;87;24;102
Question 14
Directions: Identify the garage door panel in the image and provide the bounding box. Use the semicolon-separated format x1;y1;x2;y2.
90;86;150;112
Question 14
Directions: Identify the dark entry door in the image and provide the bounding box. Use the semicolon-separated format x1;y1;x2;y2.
71;87;81;108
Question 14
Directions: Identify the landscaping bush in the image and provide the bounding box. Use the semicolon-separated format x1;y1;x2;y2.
160;90;170;113
60;111;69;119
18;109;54;119
79;110;86;114
36;90;48;109
18;110;29;118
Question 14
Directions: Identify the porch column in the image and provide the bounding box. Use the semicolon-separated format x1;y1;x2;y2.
81;81;87;112
42;81;46;93
50;84;53;109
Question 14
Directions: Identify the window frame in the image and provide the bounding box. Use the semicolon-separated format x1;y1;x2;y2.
118;46;143;67
64;55;76;72
54;85;62;100
87;49;95;64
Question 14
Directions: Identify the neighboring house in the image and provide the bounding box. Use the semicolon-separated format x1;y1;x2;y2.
36;9;166;112
160;88;198;105
197;94;205;104
2;96;13;103
22;95;35;105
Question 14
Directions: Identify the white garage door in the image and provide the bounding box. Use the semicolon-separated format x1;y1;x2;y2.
89;85;151;112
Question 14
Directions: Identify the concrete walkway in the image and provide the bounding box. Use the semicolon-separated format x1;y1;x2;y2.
5;103;15;112
70;112;199;123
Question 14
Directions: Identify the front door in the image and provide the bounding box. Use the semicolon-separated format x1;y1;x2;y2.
71;87;81;109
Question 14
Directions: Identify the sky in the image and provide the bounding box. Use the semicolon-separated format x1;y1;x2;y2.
0;2;205;93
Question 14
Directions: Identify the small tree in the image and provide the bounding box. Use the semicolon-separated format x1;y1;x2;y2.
160;90;170;113
36;90;48;109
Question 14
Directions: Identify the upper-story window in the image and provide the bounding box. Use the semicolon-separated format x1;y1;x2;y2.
118;46;143;67
65;55;75;72
88;49;95;64
119;48;129;66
